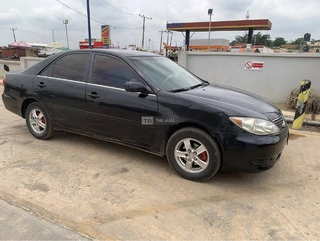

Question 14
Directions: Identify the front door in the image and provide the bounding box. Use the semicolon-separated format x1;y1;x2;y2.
85;54;159;150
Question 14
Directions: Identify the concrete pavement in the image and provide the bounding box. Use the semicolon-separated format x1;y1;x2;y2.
0;198;90;240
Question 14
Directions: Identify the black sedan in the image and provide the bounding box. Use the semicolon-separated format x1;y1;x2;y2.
2;49;288;181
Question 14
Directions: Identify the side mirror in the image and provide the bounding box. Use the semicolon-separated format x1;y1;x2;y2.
125;81;149;93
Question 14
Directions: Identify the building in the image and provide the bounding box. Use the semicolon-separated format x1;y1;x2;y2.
79;39;104;49
184;39;230;51
231;45;274;53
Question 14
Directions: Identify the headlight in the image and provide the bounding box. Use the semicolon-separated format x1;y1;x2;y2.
229;117;280;135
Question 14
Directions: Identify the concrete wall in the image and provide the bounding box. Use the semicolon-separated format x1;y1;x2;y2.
0;60;21;77
178;51;320;103
0;57;44;77
20;57;44;70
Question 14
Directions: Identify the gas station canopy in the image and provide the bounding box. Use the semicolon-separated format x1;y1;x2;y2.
166;19;272;50
167;19;272;32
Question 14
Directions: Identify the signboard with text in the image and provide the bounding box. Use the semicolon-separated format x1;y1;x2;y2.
244;60;264;71
101;25;110;48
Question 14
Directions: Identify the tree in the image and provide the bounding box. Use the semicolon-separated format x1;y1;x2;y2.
234;32;272;47
235;34;248;43
273;37;287;47
290;38;304;45
229;40;236;46
253;32;272;47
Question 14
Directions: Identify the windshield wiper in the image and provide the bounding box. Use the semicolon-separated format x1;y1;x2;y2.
189;81;210;89
169;82;209;93
169;87;192;93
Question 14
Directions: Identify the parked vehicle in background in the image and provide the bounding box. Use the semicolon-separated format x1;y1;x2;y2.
2;49;288;181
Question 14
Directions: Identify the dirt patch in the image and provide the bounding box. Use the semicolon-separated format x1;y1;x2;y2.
24;183;50;192
289;133;306;140
277;103;293;112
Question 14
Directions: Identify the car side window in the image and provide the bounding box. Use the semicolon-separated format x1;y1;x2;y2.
46;53;89;82
92;55;137;88
41;64;54;77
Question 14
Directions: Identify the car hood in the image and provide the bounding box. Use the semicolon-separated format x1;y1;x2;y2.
178;84;281;118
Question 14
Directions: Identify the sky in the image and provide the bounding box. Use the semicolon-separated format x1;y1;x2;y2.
0;0;319;50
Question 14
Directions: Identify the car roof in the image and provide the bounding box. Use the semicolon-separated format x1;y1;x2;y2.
21;49;162;76
75;49;161;58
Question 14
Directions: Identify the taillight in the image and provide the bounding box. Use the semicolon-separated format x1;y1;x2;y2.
2;77;6;86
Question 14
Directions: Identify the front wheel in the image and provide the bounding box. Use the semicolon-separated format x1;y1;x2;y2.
166;127;221;181
25;102;54;140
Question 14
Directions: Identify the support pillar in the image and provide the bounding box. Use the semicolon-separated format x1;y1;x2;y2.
186;30;190;51
248;28;253;44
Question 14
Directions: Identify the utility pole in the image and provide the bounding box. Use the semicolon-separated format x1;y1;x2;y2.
86;0;92;49
139;14;152;49
165;29;172;57
166;30;169;55
159;30;164;54
52;29;55;42
63;20;69;49
10;28;17;42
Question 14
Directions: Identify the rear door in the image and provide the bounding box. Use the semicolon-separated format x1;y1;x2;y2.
34;53;90;131
85;53;159;149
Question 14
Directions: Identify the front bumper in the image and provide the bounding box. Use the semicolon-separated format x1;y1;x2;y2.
216;127;289;172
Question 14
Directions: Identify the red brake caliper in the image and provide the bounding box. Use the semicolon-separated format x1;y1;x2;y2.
199;152;207;161
37;111;45;130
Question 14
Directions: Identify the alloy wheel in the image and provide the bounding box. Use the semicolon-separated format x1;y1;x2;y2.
174;138;209;173
29;108;46;134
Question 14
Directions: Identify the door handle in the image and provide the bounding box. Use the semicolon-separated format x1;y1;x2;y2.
88;92;100;99
36;82;46;88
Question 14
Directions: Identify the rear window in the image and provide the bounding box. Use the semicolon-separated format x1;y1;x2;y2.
41;53;90;82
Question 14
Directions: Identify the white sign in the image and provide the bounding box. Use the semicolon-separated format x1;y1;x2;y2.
244;60;264;70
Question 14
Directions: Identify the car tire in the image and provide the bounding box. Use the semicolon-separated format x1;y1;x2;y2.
166;127;221;181
25;102;54;140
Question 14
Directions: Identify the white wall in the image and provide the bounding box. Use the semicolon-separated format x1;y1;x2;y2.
0;60;21;77
0;57;44;77
20;57;44;70
178;51;320;103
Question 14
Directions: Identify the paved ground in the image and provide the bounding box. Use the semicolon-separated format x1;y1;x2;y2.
0;84;320;240
0;199;90;240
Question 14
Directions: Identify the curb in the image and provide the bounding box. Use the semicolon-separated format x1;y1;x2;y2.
284;117;320;127
283;110;320;127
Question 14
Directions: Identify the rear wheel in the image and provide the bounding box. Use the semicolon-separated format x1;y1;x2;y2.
166;127;221;181
25;103;54;140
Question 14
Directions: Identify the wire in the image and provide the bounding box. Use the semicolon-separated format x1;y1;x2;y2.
56;0;105;24
94;0;138;17
55;0;141;29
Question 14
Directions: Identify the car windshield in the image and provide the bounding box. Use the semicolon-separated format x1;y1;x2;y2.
130;56;205;92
